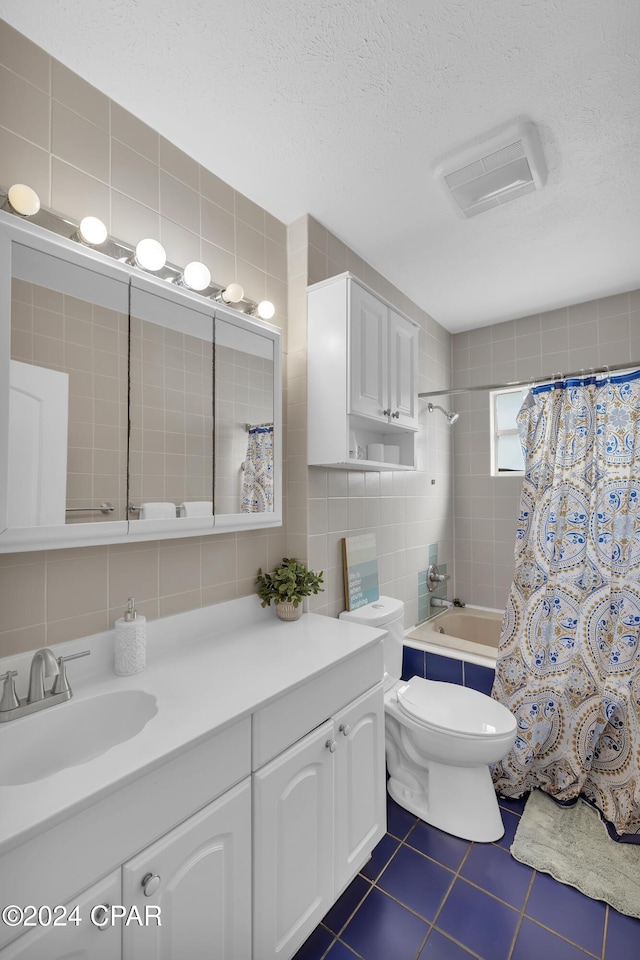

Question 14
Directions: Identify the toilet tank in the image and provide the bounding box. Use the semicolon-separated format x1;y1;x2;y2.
340;597;405;688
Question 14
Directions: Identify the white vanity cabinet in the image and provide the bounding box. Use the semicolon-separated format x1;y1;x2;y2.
308;272;419;470
0;872;121;960
252;683;385;960
122;778;251;960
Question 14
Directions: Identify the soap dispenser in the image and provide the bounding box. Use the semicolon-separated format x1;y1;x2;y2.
114;597;146;676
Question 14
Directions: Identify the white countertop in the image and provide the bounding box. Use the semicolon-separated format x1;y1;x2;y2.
0;596;384;855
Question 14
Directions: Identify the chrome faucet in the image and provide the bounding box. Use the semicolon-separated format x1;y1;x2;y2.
0;648;90;723
27;647;60;703
431;597;453;609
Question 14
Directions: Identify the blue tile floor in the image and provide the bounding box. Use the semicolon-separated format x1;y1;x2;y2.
293;793;640;960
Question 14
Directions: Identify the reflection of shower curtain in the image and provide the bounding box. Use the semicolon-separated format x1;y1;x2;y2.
241;423;274;513
492;370;640;839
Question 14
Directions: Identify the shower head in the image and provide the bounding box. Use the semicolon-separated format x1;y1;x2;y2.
428;402;460;425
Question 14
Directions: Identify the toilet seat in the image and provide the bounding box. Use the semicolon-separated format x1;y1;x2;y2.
396;676;516;739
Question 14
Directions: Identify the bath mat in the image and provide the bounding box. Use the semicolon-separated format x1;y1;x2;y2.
511;790;640;919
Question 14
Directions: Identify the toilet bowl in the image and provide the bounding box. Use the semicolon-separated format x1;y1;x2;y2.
340;597;516;842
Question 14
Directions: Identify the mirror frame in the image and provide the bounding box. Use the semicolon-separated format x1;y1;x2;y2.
0;211;282;552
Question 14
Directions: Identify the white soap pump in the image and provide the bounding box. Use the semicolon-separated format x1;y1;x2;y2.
114;597;147;676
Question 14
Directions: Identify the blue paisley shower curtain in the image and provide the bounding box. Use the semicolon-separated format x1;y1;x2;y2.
241;423;274;513
492;369;640;838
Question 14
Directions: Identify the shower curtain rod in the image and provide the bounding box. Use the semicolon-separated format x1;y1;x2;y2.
418;360;640;399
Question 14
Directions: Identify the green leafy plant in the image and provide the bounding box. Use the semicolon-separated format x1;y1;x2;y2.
256;557;324;608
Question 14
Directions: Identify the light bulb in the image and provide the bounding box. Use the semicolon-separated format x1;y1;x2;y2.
78;216;108;246
182;261;211;291
256;300;275;320
134;238;166;272
221;283;244;304
7;183;40;217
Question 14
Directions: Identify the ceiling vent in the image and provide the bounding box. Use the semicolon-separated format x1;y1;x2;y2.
435;121;547;218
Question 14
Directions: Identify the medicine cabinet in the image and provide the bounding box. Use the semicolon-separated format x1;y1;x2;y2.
0;212;281;552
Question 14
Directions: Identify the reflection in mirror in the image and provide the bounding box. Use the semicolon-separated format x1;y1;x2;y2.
128;283;214;520
215;319;274;515
9;263;128;525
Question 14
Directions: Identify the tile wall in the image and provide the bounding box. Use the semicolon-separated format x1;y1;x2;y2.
452;290;640;609
0;19;289;655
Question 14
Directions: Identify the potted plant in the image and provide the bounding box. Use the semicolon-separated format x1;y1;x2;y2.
256;557;324;621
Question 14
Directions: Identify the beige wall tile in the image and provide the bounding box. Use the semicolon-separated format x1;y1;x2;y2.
51;157;110;225
0;21;50;92
111;190;160;246
235;191;265;232
47;554;108;621
112;102;158;162
52;59;109;131
200;166;234;213
111;138;159;210
160;136;199;190
160;170;200;234
159;541;202;596
0;63;50;148
52;100;109;182
201;197;235;253
0;126;51;205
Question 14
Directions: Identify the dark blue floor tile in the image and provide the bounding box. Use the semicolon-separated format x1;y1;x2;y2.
360;832;400;880
341;887;429;960
292;923;334;960
325;941;360;960
512;918;595;960
525;871;606;955
436;878;520;960
323;875;371;934
387;794;419;840
605;907;640;959
406;819;470;871
418;929;478;960
497;792;528;816
460;842;533;909
377;844;454;922
494;809;519;850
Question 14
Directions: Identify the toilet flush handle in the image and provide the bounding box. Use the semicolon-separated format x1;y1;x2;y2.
338;723;351;737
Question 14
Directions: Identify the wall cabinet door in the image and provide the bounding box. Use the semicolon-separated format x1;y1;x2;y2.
349;282;388;421
121;777;251;960
0;872;121;960
389;310;419;429
253;720;334;960
334;684;386;894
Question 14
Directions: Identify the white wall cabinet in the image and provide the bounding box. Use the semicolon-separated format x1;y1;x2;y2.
122;778;251;960
308;272;419;470
253;683;385;960
0;872;121;960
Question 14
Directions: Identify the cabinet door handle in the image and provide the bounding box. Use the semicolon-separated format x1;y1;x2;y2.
391;410;400;418
141;872;161;897
338;723;351;737
383;408;391;417
325;738;337;753
93;904;110;931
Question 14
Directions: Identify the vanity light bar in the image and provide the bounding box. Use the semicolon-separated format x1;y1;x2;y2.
0;185;276;321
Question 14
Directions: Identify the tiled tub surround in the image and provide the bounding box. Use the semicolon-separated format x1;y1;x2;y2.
0;596;385;955
402;606;502;698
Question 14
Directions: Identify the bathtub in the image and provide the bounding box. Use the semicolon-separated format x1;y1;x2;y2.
405;605;503;668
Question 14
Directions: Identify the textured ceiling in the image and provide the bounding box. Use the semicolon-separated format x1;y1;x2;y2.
1;0;639;331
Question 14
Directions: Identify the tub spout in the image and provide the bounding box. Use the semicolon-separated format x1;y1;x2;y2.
431;597;453;609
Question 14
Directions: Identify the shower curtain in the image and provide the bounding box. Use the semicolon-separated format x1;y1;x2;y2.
241;423;274;513
492;369;640;839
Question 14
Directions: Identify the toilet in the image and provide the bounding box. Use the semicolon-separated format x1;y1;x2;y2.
340;597;517;842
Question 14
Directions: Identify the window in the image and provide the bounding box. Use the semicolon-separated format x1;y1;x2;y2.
490;387;528;476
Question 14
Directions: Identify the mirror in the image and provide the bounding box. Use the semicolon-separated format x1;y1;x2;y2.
215;317;275;516
128;277;214;529
0;212;281;552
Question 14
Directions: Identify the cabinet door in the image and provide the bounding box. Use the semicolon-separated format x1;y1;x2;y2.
1;872;120;960
253;720;334;960
122;777;251;960
334;683;386;894
388;310;419;429
349;283;388;421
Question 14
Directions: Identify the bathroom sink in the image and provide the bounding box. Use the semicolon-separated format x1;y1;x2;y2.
0;690;158;786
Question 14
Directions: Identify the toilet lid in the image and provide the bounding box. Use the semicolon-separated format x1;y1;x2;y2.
397;676;516;738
